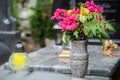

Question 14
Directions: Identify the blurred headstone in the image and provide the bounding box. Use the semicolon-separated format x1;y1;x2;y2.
76;0;120;39
97;0;120;39
51;0;76;16
0;0;16;31
0;0;20;65
76;0;120;45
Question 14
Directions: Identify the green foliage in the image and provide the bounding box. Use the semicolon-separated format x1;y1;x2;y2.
30;0;55;47
12;0;21;27
62;12;115;48
62;32;67;44
30;11;45;47
52;1;116;50
83;12;115;46
83;13;115;39
73;30;79;38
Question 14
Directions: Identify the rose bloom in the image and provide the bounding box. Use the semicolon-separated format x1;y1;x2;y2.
67;8;80;17
85;1;104;13
72;8;81;14
51;8;67;20
58;16;78;31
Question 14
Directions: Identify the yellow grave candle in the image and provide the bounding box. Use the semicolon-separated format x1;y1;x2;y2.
8;41;30;71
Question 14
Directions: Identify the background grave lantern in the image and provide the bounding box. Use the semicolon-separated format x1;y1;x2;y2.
53;24;63;45
53;24;71;59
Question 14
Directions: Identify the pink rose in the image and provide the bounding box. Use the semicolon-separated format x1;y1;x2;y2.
67;8;80;17
73;8;80;14
85;1;104;13
51;8;68;20
58;16;78;31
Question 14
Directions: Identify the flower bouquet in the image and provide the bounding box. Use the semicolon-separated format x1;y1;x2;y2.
51;0;115;49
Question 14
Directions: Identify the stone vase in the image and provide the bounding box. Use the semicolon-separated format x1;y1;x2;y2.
70;40;88;80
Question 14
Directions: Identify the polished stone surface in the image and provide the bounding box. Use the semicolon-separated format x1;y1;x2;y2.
0;31;20;65
0;42;11;65
0;69;70;80
28;44;120;78
4;44;120;80
0;31;20;50
0;69;111;80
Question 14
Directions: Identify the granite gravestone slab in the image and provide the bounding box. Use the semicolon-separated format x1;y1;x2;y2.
26;45;120;80
0;69;111;80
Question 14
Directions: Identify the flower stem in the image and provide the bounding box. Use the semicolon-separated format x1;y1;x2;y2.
99;38;105;50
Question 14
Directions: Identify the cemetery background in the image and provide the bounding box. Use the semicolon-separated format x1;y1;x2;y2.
11;0;120;53
0;0;120;80
12;0;55;53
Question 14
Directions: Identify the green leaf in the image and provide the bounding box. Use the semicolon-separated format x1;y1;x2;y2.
106;23;116;31
62;32;67;44
102;30;110;39
99;38;105;50
97;33;101;38
102;20;116;32
83;26;88;35
73;30;79;38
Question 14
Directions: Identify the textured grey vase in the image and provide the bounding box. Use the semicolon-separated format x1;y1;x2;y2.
70;40;88;80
